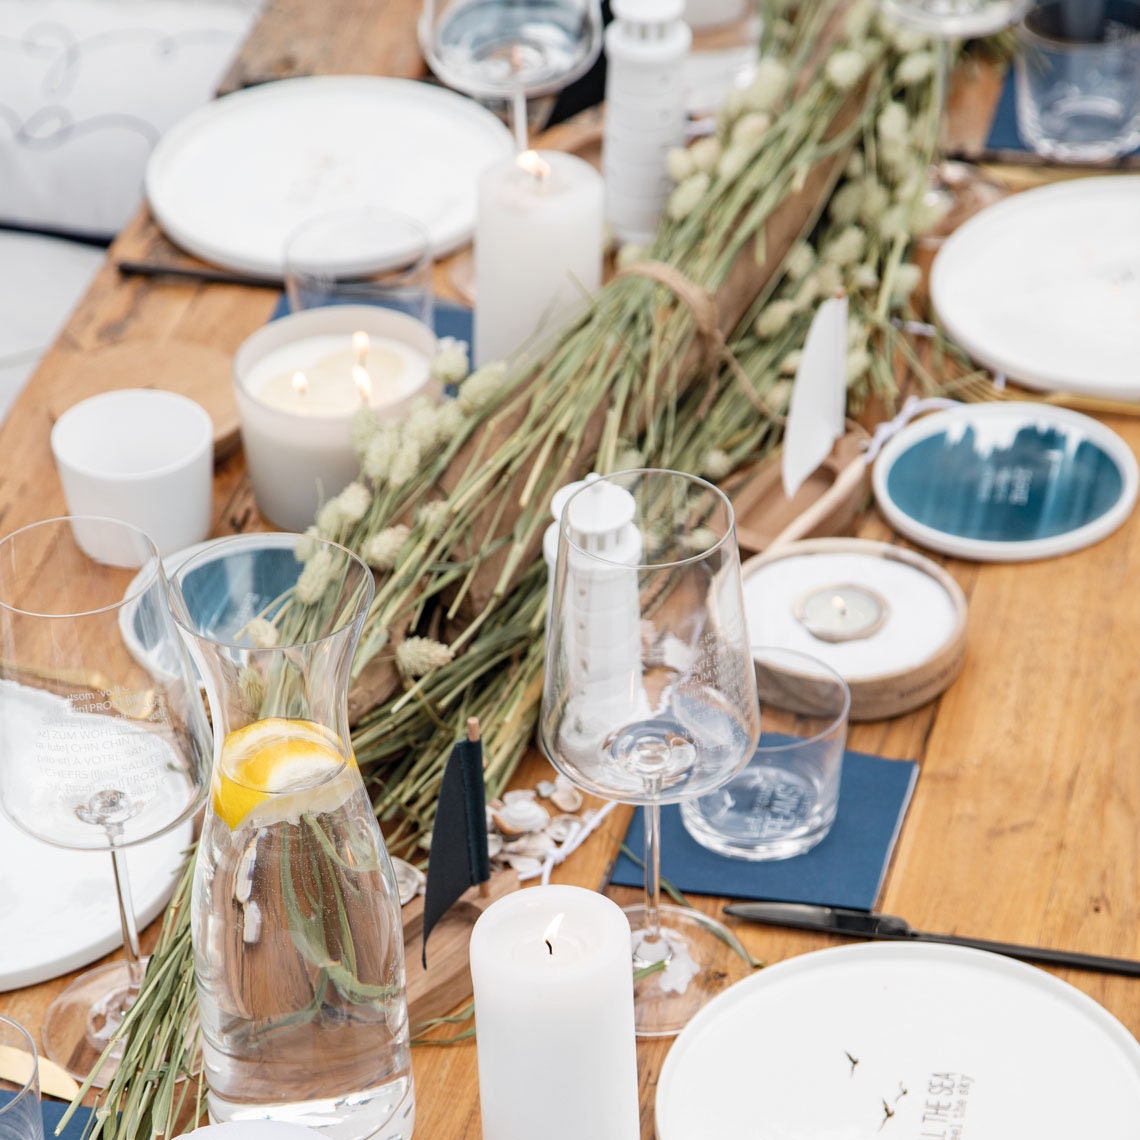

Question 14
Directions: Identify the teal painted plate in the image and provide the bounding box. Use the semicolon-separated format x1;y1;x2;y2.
872;403;1138;562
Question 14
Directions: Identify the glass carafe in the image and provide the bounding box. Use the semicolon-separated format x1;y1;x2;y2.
168;534;413;1140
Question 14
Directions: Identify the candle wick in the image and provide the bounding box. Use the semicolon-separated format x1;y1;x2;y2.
544;939;553;956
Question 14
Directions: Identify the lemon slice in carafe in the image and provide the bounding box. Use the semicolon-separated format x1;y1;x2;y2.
213;717;356;829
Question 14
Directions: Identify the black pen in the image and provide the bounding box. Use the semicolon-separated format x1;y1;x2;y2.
117;259;280;289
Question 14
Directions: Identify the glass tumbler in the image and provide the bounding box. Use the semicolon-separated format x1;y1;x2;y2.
0;1017;44;1140
681;646;850;861
168;533;414;1140
1015;1;1140;162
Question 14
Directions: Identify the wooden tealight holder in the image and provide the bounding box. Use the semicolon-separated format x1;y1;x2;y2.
402;870;516;1027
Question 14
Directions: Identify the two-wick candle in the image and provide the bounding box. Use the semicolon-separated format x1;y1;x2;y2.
469;885;639;1140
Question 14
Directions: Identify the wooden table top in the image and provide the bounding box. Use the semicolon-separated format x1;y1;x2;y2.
2;3;1139;1138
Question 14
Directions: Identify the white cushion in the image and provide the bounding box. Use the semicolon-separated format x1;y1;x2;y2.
0;0;262;239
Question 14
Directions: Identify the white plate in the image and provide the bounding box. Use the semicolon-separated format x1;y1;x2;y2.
930;176;1140;398
657;941;1140;1140
145;76;514;278
0;810;193;991
872;401;1138;562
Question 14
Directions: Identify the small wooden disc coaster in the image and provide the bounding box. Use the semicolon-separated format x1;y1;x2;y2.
741;537;969;721
42;340;241;461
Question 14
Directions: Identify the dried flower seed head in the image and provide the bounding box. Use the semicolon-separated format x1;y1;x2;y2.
846;347;872;384
896;50;935;85
845;150;866;180
891;263;923;302
684;526;720;554
768;378;793;410
825;50;867;92
615;242;647;272
878;14;928;53
843;0;876;40
401;399;440;452
458;362;507;413
744;58;789;112
754;298;797;339
829;180;864;227
816;262;843;296
731;111;771;147
363;524;410;571
877;101;910;146
785;241;816;282
779;349;803;377
914;194;951;235
878;203;910;242
667;172;710;221
846;317;868;349
689;136;721;174
238;666;266;718
362;424;399;482
612;446;644;472
350;406;381;453
824;225;867;268
433;398;465;440
665;146;695;183
430;337;470;385
794;273;820;310
859;179;891;225
396;636;454;678
246;618;279;650
388;437;422;488
701;449;734;482
295;548;336;604
417;499;449;537
316;498;345;537
294;526;321;562
336;481;372;525
716;143;752;182
850;263;880;290
719;86;747;122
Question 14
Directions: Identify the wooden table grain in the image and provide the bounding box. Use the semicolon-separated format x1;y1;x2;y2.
3;3;1139;1138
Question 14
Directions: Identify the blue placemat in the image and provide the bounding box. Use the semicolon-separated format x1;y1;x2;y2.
269;294;473;345
0;1090;93;1139
981;66;1140;163
610;749;918;912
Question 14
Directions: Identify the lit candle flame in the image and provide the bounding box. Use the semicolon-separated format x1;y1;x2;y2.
831;594;848;617
543;913;564;955
517;149;551;182
352;363;372;405
352;330;370;367
291;370;308;398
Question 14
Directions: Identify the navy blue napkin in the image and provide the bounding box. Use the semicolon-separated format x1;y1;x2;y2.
610;749;918;912
983;67;1140;161
269;294;474;345
0;1090;93;1140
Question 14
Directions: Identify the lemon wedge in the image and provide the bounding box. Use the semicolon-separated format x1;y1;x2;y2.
213;717;355;830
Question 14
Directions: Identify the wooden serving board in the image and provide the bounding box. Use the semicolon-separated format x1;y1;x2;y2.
728;427;871;555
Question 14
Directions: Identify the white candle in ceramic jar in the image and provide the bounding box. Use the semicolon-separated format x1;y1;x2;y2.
233;305;436;531
469;885;639;1140
473;150;604;367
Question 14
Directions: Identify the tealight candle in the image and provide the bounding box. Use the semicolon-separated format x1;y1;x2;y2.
473;149;604;367
794;583;887;643
233;304;436;531
469;885;639;1140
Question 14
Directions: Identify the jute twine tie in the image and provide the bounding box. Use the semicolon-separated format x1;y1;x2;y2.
616;260;784;424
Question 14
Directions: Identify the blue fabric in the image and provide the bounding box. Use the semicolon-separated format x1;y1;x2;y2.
610;749;919;912
268;294;473;346
0;1089;94;1140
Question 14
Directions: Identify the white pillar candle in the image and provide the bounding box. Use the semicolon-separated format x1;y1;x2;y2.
473;150;604;368
469;885;639;1140
233;304;436;531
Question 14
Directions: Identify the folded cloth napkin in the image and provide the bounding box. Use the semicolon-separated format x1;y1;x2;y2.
610;749;918;912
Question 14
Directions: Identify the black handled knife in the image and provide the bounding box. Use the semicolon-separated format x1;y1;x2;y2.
723;901;1140;978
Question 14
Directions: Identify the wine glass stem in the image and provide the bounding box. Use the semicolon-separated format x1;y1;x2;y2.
643;800;663;945
509;88;529;153
110;842;144;991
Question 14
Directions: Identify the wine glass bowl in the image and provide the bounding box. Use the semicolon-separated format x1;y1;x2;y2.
540;469;760;1036
0;517;211;1082
879;0;1030;37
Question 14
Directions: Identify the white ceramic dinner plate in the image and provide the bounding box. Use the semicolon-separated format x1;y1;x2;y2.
0;809;193;991
872;402;1138;561
930;176;1140;399
656;941;1140;1140
145;76;514;278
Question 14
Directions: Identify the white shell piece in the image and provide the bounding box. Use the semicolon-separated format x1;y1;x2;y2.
536;780;557;798
486;832;504;859
492;800;551;838
391;857;426;906
546;815;581;844
506;854;544;876
503;788;537;805
550;781;584;813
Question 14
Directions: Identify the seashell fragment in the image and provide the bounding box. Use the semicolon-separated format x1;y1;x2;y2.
391;857;426;906
536;780;556;799
486;831;503;859
492;799;550;838
550;779;583;813
506;854;544;876
546;814;581;844
503;788;537;805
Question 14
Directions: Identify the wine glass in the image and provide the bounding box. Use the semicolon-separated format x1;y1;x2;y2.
0;517;211;1083
540;470;761;1037
419;0;604;151
879;0;1031;236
